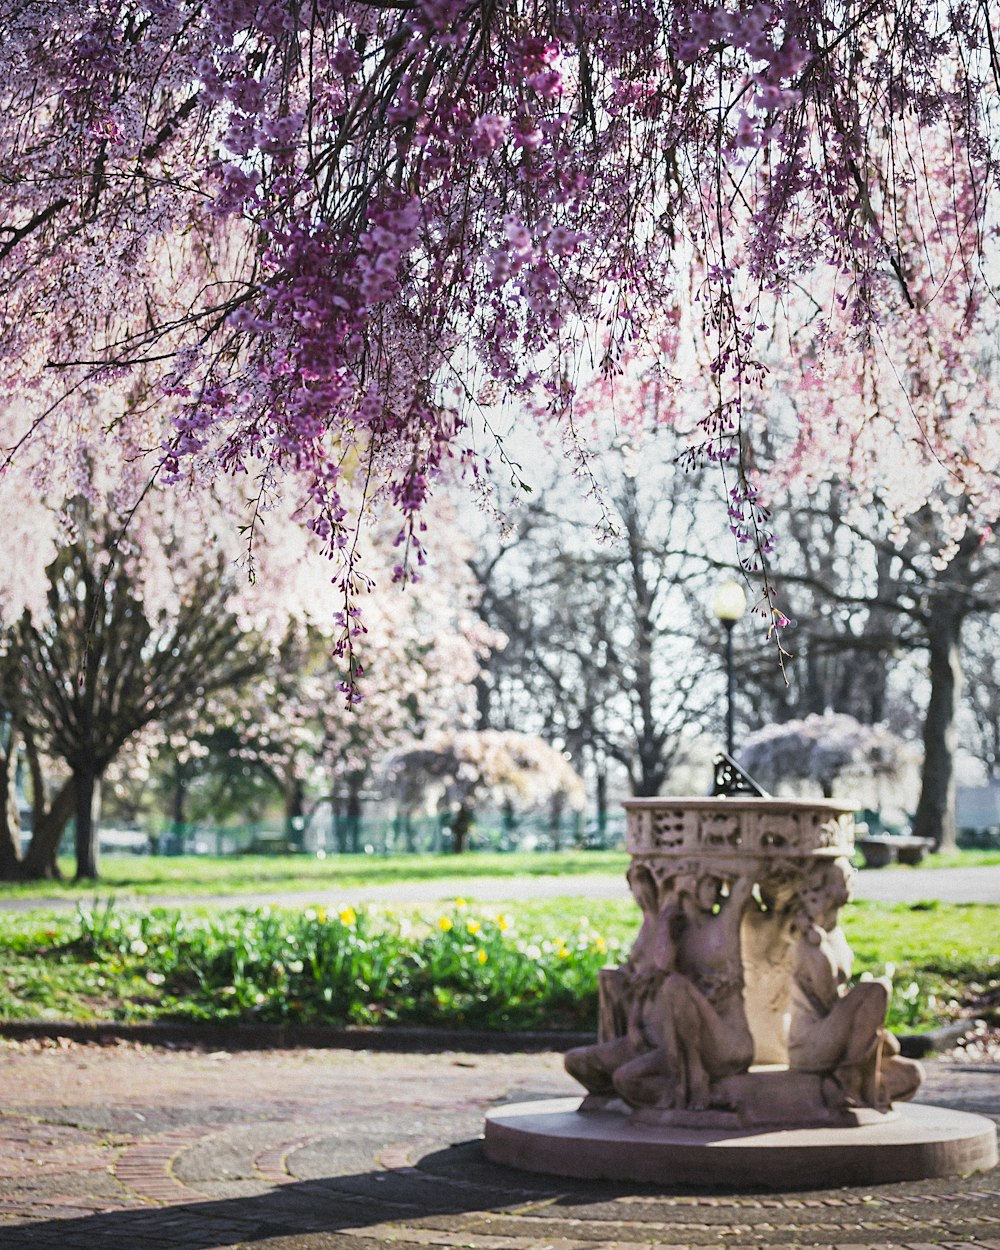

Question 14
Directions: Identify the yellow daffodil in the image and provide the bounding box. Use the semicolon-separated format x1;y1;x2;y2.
438;915;453;931
466;919;481;934
496;913;511;931
557;945;571;959
477;948;488;965
592;935;607;954
338;906;357;927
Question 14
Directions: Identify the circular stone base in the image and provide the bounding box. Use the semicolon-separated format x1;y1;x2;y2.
484;1099;998;1189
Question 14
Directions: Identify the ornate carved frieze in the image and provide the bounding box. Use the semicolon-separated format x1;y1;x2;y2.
624;797;855;861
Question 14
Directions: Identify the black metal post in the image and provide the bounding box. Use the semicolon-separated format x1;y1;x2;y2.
724;620;736;758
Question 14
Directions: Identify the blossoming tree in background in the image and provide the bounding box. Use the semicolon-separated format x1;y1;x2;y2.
738;712;909;801
0;403;355;881
387;729;587;853
1;0;997;676
193;507;493;848
743;146;1000;848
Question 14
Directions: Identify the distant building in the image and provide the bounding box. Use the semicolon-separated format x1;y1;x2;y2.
956;782;1000;846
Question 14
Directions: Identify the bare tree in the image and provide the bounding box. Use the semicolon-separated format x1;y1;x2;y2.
12;525;269;880
741;490;1000;850
471;444;721;809
963;616;1000;782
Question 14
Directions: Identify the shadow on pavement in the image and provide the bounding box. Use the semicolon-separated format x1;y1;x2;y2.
2;1168;480;1249
0;1140;773;1250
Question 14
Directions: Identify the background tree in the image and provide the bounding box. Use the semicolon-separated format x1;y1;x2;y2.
962;616;1000;783
470;413;735;811
0;648;25;877
734;488;1000;849
14;515;270;879
738;713;909;802
207;509;491;851
387;730;586;854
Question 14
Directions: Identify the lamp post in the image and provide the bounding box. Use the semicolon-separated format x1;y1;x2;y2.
714;580;747;758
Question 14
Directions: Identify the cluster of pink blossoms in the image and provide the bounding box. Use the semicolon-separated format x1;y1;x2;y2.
0;0;996;687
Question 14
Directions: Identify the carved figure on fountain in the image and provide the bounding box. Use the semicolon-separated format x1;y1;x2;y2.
787;857;923;1111
613;869;756;1111
596;860;667;1043
565;865;756;1114
740;864;803;1066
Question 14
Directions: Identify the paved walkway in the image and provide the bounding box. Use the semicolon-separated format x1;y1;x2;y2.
0;1038;997;1250
2;864;998;913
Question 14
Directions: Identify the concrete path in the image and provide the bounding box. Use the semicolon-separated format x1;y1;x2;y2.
0;1037;997;1250
850;864;1000;904
1;863;998;913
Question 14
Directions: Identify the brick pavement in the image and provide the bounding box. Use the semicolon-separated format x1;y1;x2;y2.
0;1039;996;1250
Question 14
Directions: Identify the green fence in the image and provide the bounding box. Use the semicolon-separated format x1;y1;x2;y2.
82;811;628;857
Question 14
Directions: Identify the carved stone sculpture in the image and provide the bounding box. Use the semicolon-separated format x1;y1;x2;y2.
488;795;995;1184
565;797;924;1130
594;860;662;1044
566;866;755;1114
787;858;923;1111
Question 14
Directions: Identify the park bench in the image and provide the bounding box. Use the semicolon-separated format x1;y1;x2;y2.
855;833;935;867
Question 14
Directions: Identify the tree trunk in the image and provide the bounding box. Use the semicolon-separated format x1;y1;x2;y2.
171;760;187;832
912;604;964;852
595;765;608;844
549;793;564;852
74;764;100;880
500;798;517;849
451;803;472;853
632;749;665;798
0;726;22;880
283;772;305;847
474;673;492;730
346;774;363;854
22;779;75;879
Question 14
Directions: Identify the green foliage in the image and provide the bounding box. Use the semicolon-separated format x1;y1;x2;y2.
842;900;999;1034
921;850;1000;869
0;899;994;1037
0;910;149;1022
66;900;626;1030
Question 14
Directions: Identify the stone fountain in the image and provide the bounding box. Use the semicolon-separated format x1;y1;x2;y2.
484;784;998;1187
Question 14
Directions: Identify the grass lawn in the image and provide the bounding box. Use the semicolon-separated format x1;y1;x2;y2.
1;846;997;901
0;849;632;899
0;896;994;1038
912;849;1000;868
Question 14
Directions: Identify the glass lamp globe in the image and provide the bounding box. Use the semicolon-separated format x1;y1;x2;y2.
714;579;747;624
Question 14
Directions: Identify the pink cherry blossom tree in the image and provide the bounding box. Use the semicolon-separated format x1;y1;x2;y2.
13;518;271;880
190;508;491;848
387;729;586;853
0;404;352;880
1;1;996;658
738;712;908;800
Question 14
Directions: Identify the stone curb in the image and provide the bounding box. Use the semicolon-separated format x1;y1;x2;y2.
0;1017;593;1052
0;1015;974;1056
897;1018;982;1058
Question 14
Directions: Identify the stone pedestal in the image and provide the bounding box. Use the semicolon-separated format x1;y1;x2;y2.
484;1098;999;1188
483;796;998;1186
